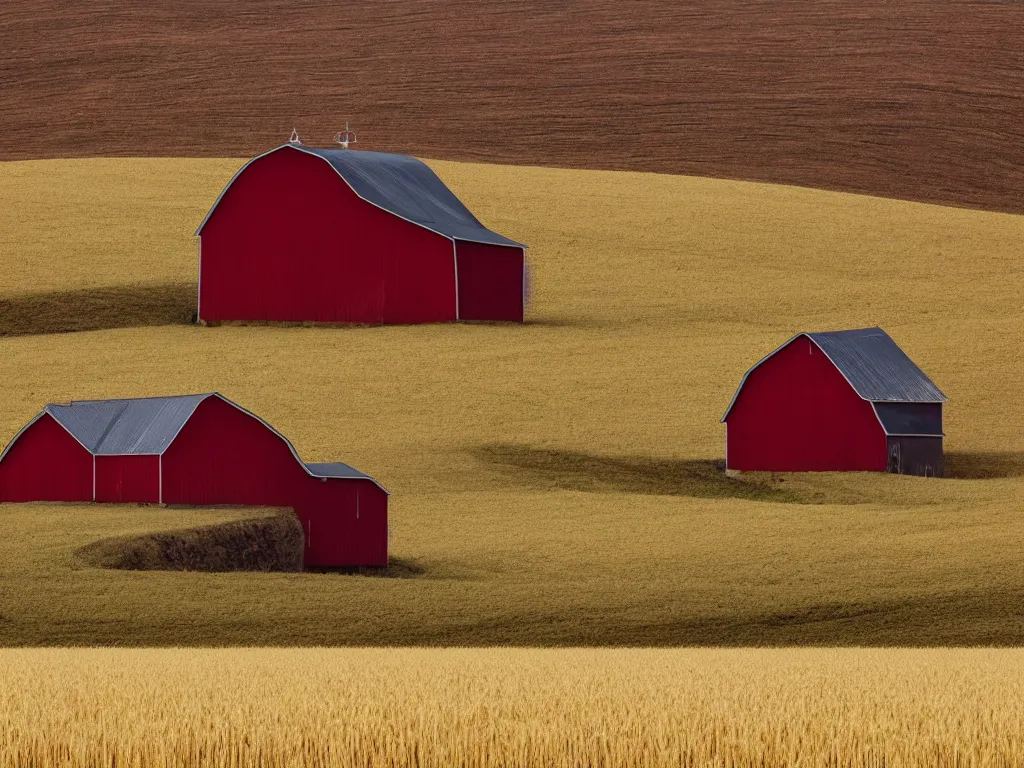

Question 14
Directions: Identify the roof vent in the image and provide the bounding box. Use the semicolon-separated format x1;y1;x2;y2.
333;121;357;150
288;128;302;145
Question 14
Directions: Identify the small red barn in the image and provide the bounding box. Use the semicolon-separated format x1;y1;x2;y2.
0;394;387;567
722;327;947;476
195;144;527;325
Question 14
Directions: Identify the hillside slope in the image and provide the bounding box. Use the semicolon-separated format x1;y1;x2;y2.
1;1;1022;213
0;158;1022;645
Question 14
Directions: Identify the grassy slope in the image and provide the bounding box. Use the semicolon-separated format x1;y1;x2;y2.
2;1;1024;215
0;158;1022;645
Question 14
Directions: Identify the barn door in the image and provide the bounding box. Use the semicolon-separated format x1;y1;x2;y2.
887;440;901;474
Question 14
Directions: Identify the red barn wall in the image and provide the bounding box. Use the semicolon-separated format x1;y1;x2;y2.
0;414;93;502
456;242;525;322
95;455;159;503
300;480;389;568
726;336;887;471
161;397;387;566
199;147;457;325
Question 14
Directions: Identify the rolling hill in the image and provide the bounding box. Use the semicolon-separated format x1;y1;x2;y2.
1;1;1023;213
0;157;1022;645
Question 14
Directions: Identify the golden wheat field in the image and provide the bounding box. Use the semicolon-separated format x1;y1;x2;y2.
1;158;1023;646
1;648;1023;767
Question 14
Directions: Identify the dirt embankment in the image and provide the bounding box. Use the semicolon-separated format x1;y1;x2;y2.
1;1;1022;213
78;508;304;572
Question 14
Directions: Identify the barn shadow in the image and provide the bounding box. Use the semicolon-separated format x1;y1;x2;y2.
306;557;427;579
521;315;611;329
473;444;818;503
0;282;197;337
944;451;1024;480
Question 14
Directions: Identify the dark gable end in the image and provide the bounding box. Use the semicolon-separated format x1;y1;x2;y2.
873;402;944;437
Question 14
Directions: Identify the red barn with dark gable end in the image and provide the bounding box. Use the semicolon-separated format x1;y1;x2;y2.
0;394;388;567
722;328;947;476
195;144;527;325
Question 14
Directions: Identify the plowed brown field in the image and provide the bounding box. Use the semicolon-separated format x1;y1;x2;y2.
1;1;1022;212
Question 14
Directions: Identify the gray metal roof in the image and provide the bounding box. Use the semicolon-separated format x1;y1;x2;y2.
305;462;373;480
722;327;946;422
873;402;944;436
46;395;209;455
807;328;946;403
196;144;525;248
24;394;386;492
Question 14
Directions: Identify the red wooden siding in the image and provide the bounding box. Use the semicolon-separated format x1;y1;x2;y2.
162;397;387;567
300;480;389;568
456;242;525;322
199;147;457;325
0;414;92;502
725;336;887;471
94;455;160;503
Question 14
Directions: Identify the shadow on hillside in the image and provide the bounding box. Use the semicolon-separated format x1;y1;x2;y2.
944;451;1024;480
523;315;611;329
0;282;197;337
445;589;1024;647
473;444;822;503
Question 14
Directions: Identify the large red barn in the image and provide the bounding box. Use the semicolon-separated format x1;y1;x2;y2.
0;393;387;567
722;327;947;476
195;143;527;325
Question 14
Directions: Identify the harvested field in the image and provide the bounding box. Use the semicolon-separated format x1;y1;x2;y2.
1;2;1023;213
0;157;1022;646
1;648;1023;767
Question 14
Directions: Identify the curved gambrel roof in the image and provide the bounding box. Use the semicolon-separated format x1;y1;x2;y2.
0;393;387;492
722;327;947;422
195;144;526;249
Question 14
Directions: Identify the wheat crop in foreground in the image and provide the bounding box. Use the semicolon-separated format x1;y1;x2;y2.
1;648;1022;767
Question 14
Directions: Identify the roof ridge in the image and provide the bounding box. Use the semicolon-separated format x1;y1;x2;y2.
59;392;217;406
807;326;883;336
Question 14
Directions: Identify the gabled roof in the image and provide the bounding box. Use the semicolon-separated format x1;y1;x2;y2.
195;144;525;249
46;395;208;455
806;328;946;403
722;327;947;422
306;462;374;481
2;393;386;492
